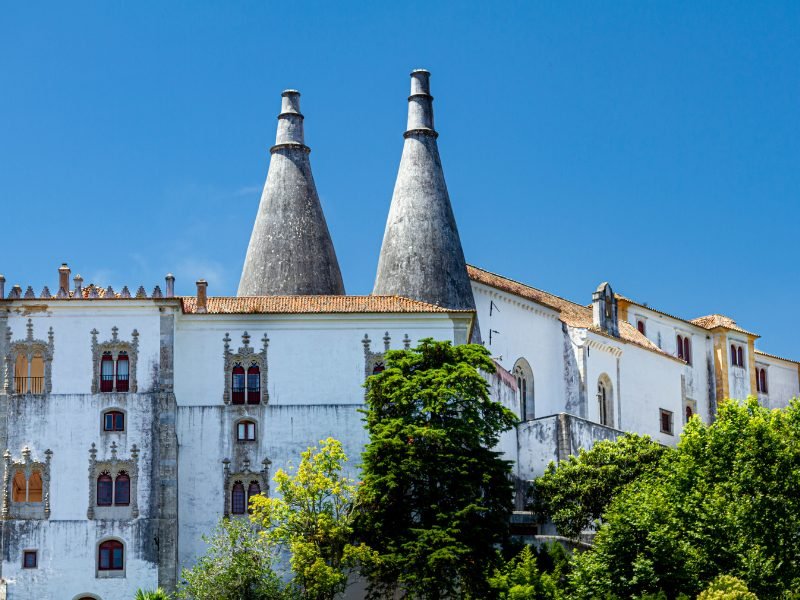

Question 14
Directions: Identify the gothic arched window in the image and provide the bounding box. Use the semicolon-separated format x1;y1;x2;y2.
246;364;261;405
116;353;129;392
677;335;684;360
231;482;246;515
100;353;114;392
12;471;26;502
98;540;124;571
248;481;261;501
97;473;113;506
597;376;613;428
114;472;130;506
512;358;534;421
28;471;42;503
737;346;744;369
683;337;692;365
231;365;245;405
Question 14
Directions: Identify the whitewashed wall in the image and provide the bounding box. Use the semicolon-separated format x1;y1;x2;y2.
472;283;566;418
755;354;800;409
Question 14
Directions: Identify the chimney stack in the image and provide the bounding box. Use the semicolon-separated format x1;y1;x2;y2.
592;283;619;337
165;274;175;298
58;263;71;295
373;70;478;339
74;274;83;297
196;279;208;313
0;275;5;299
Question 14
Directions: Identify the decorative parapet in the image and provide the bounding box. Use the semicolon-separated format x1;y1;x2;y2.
362;332;412;379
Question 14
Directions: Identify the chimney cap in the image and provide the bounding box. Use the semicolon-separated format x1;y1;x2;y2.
410;68;431;75
281;89;300;97
165;273;175;280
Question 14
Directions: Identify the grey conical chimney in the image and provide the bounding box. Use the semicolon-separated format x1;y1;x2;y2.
374;70;477;315
238;90;345;296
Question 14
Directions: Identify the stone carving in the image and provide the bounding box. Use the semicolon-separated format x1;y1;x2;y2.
3;319;54;395
222;332;268;405
90;326;139;393
2;446;53;520
87;441;139;520
222;456;271;517
363;332;412;378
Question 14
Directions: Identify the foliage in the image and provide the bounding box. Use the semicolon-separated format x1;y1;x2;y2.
250;438;374;600
532;433;666;538
569;398;800;598
357;339;518;599
135;589;171;600
696;575;757;600
488;545;559;599
177;516;286;600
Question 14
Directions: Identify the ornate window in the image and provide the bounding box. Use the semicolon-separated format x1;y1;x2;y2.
756;367;768;394
222;456;271;517
90;327;139;394
362;332;410;380
97;539;124;572
4;319;54;396
730;343;745;368
223;332;268;405
597;375;614;428
2;446;52;519
103;410;125;432
23;550;37;569
237;420;257;442
87;442;139;520
512;357;534;421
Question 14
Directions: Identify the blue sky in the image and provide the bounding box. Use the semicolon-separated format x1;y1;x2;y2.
1;2;798;357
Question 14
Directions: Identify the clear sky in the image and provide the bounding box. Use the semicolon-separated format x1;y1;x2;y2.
1;2;798;357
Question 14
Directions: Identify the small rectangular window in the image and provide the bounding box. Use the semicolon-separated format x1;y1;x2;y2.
23;550;37;569
637;320;646;335
660;409;674;435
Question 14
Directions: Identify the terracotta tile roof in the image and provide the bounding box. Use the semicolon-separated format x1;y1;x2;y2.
467;265;669;357
754;350;800;365
690;314;758;337
180;295;474;315
615;295;705;331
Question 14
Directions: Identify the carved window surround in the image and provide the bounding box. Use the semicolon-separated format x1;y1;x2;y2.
87;441;139;520
362;332;411;378
222;332;269;405
222;456;271;517
91;327;139;393
2;446;52;520
3;319;54;396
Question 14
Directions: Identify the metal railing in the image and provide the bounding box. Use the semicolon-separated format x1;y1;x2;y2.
13;377;44;395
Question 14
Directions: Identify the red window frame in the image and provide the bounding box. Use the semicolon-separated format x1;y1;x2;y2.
100;354;114;392
116;353;129;392
23;550;37;569
246;364;260;405
103;411;124;432
231;482;246;514
98;540;124;571
114;472;130;506
237;421;256;442
637;320;646;335
97;474;113;506
231;366;245;405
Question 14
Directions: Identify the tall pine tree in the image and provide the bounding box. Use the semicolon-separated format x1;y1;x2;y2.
357;339;518;599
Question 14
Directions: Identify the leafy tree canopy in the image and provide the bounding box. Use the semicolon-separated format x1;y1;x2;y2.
357;339;518;599
569;398;800;598
533;433;666;539
250;438;374;600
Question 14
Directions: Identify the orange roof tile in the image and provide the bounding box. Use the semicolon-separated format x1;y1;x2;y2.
467;265;671;358
754;350;800;365
690;314;758;337
180;295;474;315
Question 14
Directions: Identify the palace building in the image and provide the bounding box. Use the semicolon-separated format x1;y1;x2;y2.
0;70;796;599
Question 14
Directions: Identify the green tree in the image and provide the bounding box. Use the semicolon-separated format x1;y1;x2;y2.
488;545;559;600
696;575;757;600
569;398;800;598
135;589;171;600
532;433;665;538
357;339;518;599
250;438;374;600
177;516;286;600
